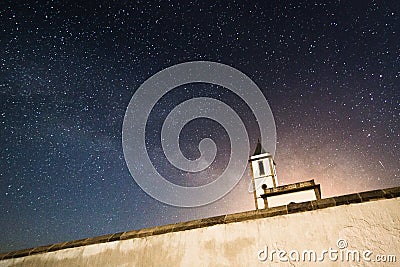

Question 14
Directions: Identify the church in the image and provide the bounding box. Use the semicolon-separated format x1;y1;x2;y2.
249;140;321;209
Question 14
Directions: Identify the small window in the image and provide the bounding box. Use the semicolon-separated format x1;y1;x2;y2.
258;161;265;176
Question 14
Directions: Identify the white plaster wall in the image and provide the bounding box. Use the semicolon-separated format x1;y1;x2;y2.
256;196;265;209
253;176;274;190
1;198;399;267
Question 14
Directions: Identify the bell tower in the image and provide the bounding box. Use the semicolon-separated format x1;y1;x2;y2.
249;140;278;209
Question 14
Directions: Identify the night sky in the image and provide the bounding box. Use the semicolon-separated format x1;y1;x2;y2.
1;0;399;253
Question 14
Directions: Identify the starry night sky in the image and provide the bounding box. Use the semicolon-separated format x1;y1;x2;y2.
1;0;399;253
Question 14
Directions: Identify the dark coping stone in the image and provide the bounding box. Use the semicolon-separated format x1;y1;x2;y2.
108;232;124;242
383;187;400;198
359;190;386;201
224;210;258;223
287;201;313;213
259;205;288;217
200;215;226;227
172;219;205;232
311;198;336;209
1;251;17;260
0;252;10;260
134;227;155;238
0;254;9;260
47;242;68;252
10;248;33;258
253;210;267;219
29;245;54;255
334;193;362;206
120;230;141;240
152;224;176;235
61;238;90;250
85;234;114;246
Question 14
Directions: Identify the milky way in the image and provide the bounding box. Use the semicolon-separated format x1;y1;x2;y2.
0;1;399;252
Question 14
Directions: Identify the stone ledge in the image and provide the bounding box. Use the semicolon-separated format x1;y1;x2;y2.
83;234;113;246
134;227;155;238
333;193;362;205
287;201;313;213
28;245;54;256
311;198;336;209
46;242;68;253
108;232;124;242
152;224;176;236
224;210;259;223
119;230;140;240
200;215;226;227
359;190;386;201
259;205;288;217
383;187;400;198
172;219;204;232
1;185;399;260
61;238;91;250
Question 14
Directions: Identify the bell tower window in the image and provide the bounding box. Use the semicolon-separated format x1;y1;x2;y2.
258;161;265;176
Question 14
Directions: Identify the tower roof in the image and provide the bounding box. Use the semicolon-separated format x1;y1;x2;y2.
252;139;267;156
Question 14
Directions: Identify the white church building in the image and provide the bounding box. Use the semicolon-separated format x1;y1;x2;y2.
250;140;321;209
